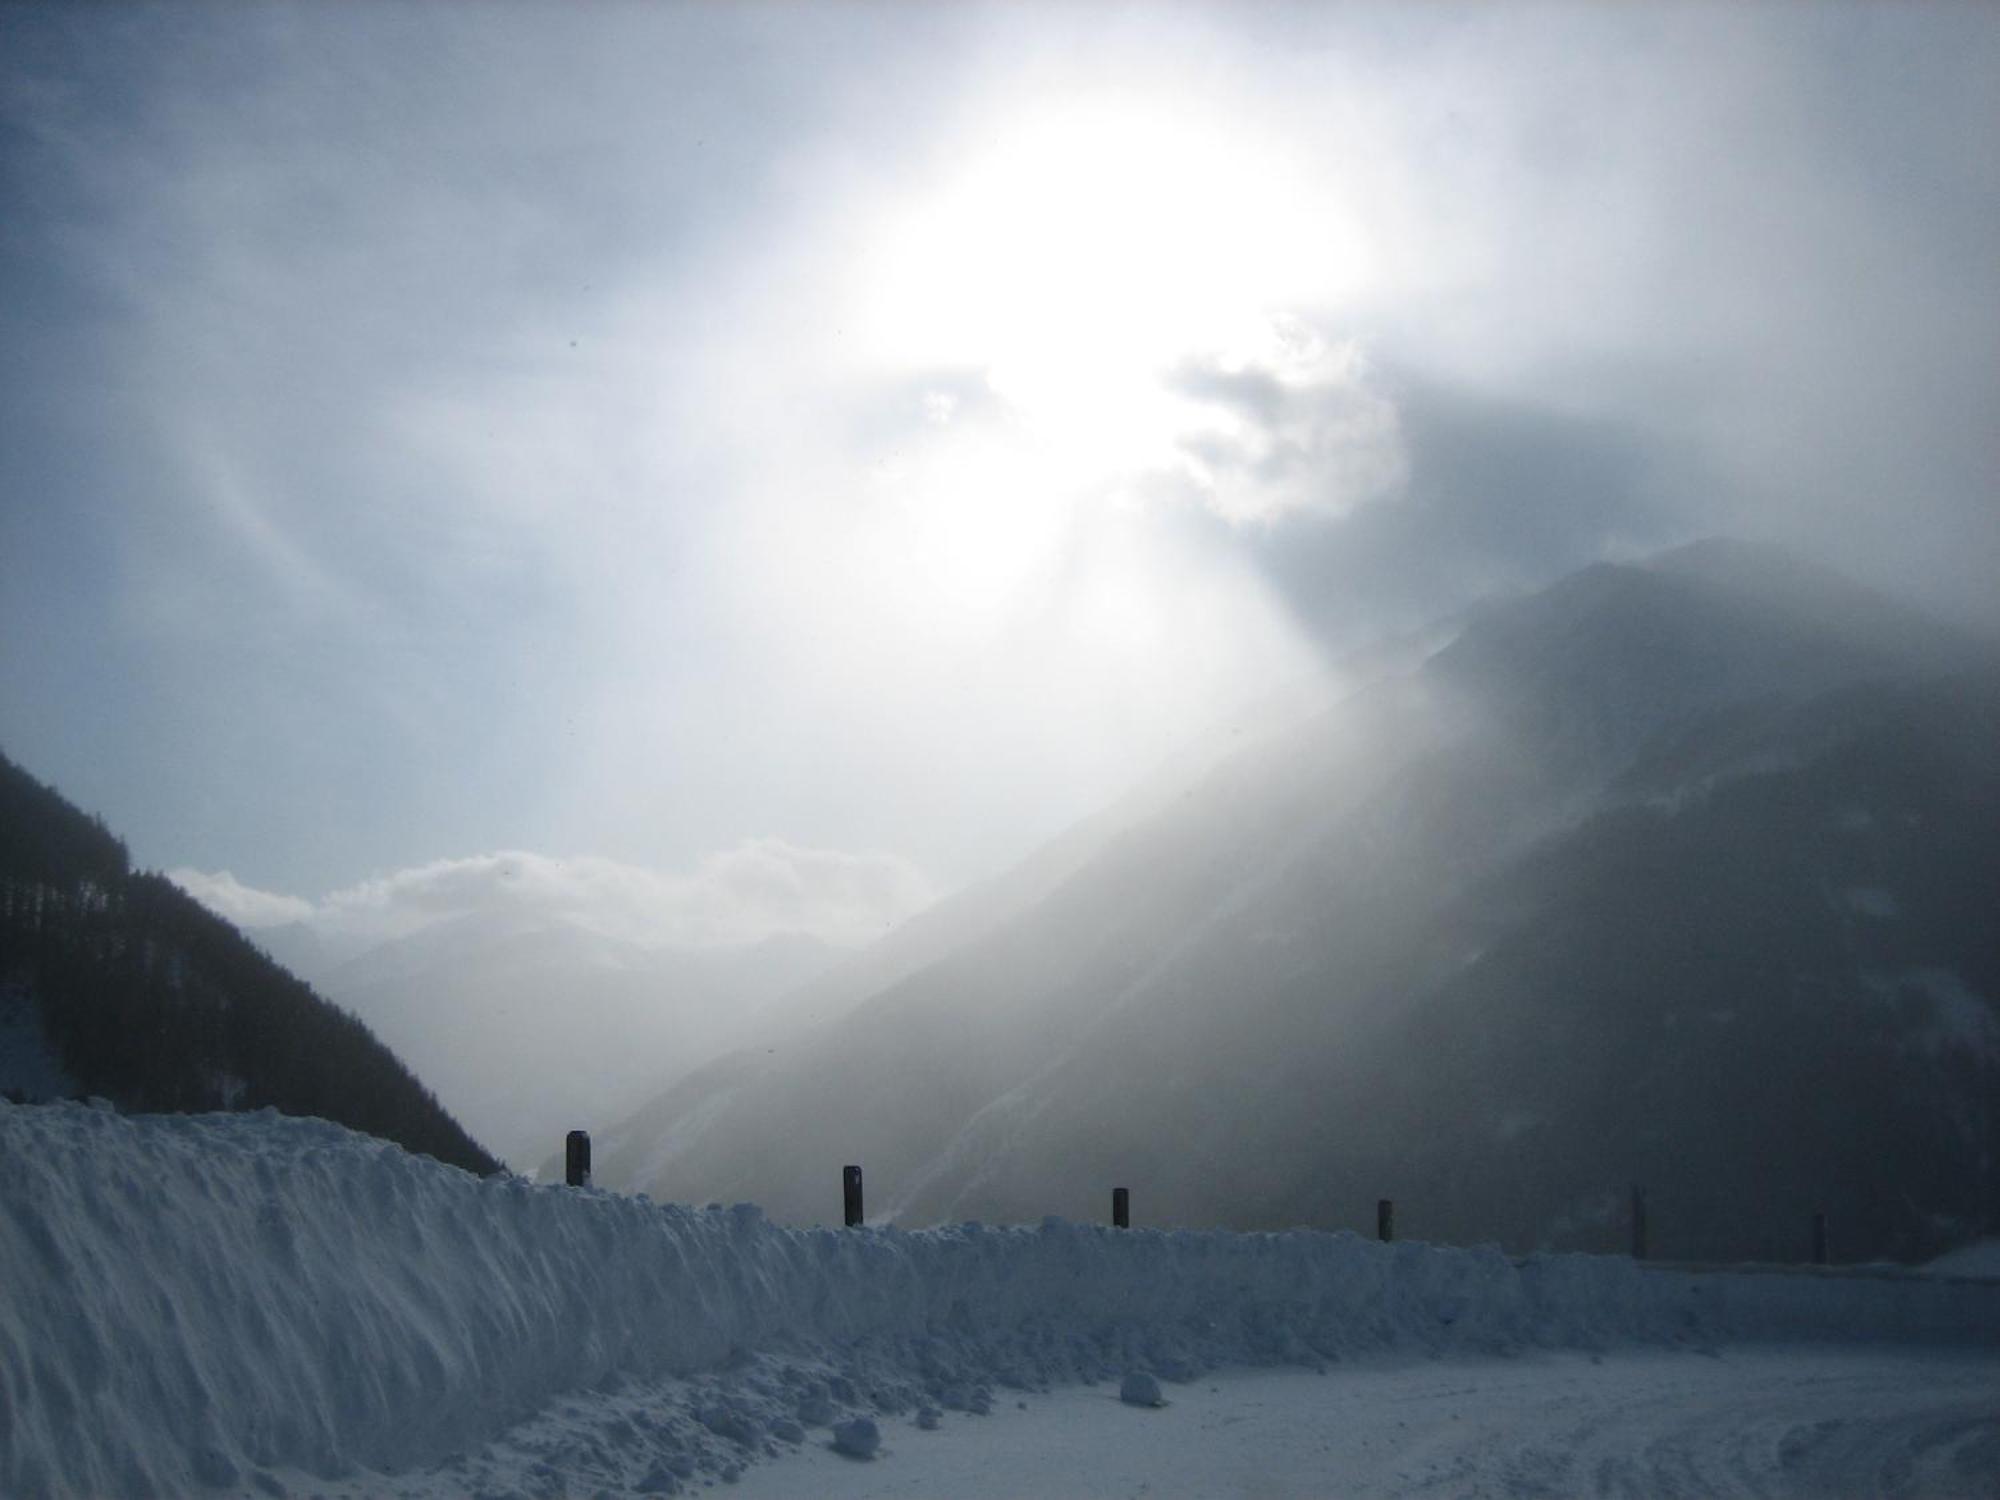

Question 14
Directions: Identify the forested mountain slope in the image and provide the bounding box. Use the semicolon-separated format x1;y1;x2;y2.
0;751;498;1174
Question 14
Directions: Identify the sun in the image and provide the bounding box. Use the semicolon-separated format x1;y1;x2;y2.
856;94;1374;487
775;90;1385;696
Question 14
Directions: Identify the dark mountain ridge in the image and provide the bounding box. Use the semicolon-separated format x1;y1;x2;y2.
0;750;499;1175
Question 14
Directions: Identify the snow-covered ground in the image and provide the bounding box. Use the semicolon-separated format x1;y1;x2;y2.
4;1100;1997;1499
739;1349;2000;1500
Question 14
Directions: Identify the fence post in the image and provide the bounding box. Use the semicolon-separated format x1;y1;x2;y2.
1630;1184;1647;1260
843;1164;864;1227
1112;1187;1129;1228
564;1130;591;1188
1377;1198;1394;1243
1812;1211;1829;1266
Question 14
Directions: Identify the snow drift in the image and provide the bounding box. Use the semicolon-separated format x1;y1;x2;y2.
3;1101;1996;1498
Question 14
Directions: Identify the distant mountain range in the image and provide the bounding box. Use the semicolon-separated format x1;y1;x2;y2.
579;539;1999;1263
270;911;844;1171
0;752;498;1175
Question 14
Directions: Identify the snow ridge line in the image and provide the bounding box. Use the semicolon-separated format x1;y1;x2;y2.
3;1101;1995;1498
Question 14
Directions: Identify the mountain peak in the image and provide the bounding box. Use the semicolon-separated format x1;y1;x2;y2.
1639;534;1813;583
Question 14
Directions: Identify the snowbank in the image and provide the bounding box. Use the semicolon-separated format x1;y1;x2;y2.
1929;1239;2000;1278
4;1101;1997;1498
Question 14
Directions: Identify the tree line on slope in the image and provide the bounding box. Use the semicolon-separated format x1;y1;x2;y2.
0;750;499;1175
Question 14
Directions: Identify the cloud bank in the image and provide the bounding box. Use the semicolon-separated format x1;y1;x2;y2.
170;841;936;953
167;868;314;931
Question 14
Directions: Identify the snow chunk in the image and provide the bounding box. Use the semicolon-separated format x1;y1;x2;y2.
832;1417;882;1458
1120;1372;1166;1408
699;1404;761;1448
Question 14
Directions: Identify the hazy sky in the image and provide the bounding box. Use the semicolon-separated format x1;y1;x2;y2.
3;2;1995;947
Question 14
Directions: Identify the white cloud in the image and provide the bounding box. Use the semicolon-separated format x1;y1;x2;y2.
170;842;936;952
1164;325;1408;525
165;868;314;929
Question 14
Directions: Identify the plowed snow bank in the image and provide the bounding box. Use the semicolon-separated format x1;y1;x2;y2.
4;1101;1995;1497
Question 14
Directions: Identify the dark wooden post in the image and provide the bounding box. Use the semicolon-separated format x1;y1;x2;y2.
1377;1198;1394;1243
564;1130;591;1188
1812;1211;1829;1266
842;1164;864;1227
1112;1187;1130;1228
1630;1184;1648;1260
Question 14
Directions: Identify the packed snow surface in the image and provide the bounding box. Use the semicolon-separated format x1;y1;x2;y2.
4;1100;1998;1498
741;1349;2000;1499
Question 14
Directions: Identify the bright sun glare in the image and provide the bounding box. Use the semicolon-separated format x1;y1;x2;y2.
831;98;1381;638
862;97;1374;486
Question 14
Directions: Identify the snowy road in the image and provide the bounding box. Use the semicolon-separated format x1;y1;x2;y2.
736;1347;2000;1500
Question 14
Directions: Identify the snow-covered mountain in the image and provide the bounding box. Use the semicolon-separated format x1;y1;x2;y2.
586;540;1999;1261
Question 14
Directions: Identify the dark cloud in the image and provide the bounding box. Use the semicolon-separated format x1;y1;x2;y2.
1239;374;1705;647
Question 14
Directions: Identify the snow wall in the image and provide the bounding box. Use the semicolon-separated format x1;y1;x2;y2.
4;1101;1997;1498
